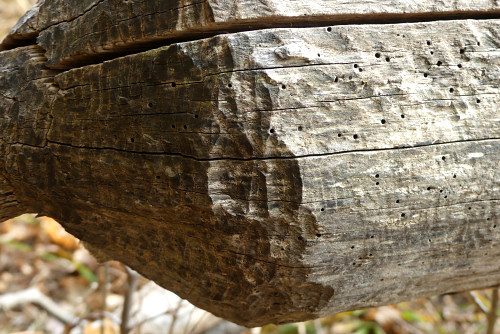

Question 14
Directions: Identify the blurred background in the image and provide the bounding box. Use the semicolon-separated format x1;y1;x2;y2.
0;0;35;39
1;1;499;333
1;214;499;334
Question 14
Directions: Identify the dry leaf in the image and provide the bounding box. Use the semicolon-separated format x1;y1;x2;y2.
39;217;79;250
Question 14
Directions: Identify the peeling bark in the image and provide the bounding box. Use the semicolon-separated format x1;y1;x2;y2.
0;1;499;327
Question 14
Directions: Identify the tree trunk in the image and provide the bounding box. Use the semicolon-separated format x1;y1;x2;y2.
1;0;499;327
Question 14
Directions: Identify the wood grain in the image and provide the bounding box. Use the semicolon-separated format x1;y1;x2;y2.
1;0;499;68
0;18;498;326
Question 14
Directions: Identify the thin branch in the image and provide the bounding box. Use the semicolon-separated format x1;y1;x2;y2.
168;299;185;334
101;262;110;334
469;291;489;314
120;266;140;334
486;287;499;334
313;319;324;334
0;288;76;324
132;310;172;328
297;322;307;334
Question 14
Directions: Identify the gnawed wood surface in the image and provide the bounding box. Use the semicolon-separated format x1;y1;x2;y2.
0;1;499;327
1;0;499;68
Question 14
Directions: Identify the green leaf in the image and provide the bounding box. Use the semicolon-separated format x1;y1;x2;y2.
353;327;370;334
42;252;58;261
4;240;31;251
402;311;421;323
353;310;367;317
277;324;298;334
73;261;98;283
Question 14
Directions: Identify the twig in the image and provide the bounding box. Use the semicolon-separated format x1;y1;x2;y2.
486;287;499;334
132;310;172;328
168;299;184;334
313;319;324;334
0;288;76;324
469;291;489;314
101;263;110;334
120;266;140;334
297;322;307;334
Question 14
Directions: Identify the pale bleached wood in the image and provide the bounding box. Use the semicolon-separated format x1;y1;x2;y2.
1;0;499;68
0;19;498;326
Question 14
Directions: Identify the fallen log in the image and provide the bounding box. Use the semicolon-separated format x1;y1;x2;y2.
0;0;499;327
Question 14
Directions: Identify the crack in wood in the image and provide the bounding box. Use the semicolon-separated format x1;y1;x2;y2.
28;138;498;162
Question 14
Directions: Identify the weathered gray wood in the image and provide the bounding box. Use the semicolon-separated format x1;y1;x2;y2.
1;0;499;68
0;17;499;326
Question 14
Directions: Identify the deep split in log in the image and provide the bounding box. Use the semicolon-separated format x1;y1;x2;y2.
0;0;499;327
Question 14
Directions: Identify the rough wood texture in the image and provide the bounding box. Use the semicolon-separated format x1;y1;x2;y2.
0;1;499;327
0;45;57;221
0;177;25;222
1;0;499;69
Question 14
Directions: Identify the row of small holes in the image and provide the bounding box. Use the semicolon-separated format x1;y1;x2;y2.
230;37;482;138
319;170;459;213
